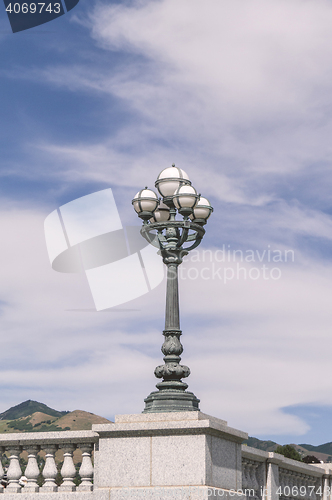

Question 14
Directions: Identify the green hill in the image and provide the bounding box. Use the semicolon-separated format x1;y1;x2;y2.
299;442;332;456
0;400;67;421
0;400;111;434
244;436;278;452
244;436;332;462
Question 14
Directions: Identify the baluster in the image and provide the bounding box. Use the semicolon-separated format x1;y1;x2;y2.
301;473;307;499
306;474;312;500
290;472;295;498
295;472;300;498
295;474;301;500
5;446;22;493
300;474;304;500
59;444;76;491
279;469;284;500
24;445;40;492
323;474;329;500
289;472;294;498
78;444;94;491
317;477;323;500
278;470;283;500
293;472;298;497
308;475;313;500
314;478;318;500
288;472;294;497
249;462;256;488
280;469;287;500
0;447;4;493
304;475;310;500
298;473;303;497
257;463;264;500
242;460;249;490
287;471;293;498
299;474;304;500
246;461;253;493
306;475;313;500
250;462;259;500
299;473;304;496
40;445;58;492
311;477;317;500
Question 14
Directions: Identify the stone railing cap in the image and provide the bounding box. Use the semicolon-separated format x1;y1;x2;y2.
93;414;248;442
269;452;327;476
242;445;269;461
0;430;98;447
241;447;329;476
114;411;227;425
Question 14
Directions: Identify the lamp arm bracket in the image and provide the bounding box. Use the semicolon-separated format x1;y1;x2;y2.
157;231;167;250
140;220;205;253
184;236;203;252
177;227;189;248
141;220;205;237
186;232;200;242
140;230;161;249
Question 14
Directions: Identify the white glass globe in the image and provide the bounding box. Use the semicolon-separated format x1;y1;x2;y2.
150;201;170;222
132;188;159;214
173;185;198;209
189;196;213;221
155;165;190;197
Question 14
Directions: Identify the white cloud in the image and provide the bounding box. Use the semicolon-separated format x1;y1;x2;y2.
176;252;332;435
86;0;332;171
20;0;332;208
0;207;151;403
90;0;332;120
1;205;331;435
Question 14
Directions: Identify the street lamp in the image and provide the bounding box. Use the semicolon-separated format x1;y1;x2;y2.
132;164;213;413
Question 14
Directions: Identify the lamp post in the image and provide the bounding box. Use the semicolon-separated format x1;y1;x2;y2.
132;164;213;413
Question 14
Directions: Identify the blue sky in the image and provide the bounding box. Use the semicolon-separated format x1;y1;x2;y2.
2;0;332;446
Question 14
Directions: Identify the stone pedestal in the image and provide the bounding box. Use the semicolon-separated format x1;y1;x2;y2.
92;411;248;499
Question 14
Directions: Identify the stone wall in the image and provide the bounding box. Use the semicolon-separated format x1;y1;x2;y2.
0;412;330;500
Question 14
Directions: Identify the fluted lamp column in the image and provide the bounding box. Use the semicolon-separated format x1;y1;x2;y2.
132;164;213;412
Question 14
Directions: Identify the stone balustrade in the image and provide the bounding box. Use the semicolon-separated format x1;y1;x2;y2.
1;415;332;500
0;430;97;498
242;445;329;500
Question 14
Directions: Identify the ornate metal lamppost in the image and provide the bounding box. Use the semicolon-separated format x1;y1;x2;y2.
132;164;213;413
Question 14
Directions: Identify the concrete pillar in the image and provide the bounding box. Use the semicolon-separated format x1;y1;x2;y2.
266;454;283;500
93;411;248;499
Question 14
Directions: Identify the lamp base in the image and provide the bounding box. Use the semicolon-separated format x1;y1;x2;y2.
143;389;200;413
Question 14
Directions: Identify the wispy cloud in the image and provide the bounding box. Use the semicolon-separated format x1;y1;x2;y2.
12;0;332;209
1;206;332;434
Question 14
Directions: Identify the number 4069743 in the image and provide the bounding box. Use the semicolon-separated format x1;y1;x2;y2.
5;3;61;14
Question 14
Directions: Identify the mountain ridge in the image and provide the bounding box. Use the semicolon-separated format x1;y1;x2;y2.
244;436;332;462
0;400;68;421
5;401;330;460
0;400;111;433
